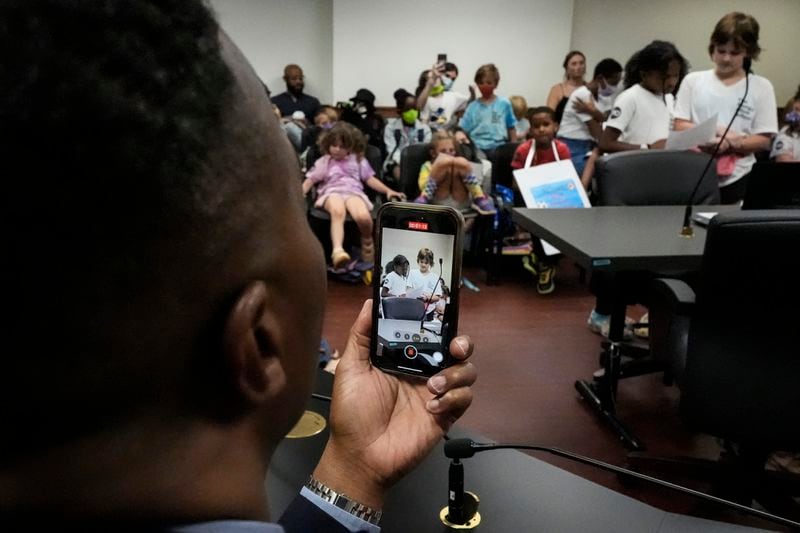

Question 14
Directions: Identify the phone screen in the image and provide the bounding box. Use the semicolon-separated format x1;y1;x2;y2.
371;204;463;378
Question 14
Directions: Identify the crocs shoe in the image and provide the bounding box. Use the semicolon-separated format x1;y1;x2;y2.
413;195;429;204
522;253;539;276
471;195;496;215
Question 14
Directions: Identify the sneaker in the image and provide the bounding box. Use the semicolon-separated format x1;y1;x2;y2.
537;264;556;295
331;248;351;269
471;195;496;215
413;195;429;204
587;309;634;339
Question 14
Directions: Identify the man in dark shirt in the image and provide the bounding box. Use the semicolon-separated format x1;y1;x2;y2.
0;2;476;531
271;63;321;121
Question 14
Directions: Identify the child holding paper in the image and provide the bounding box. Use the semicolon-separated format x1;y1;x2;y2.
510;107;571;295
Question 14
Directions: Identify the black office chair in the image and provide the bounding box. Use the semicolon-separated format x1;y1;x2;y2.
489;141;521;192
398;144;431;201
594;149;720;206
382;297;425;320
631;210;800;519
307;143;384;260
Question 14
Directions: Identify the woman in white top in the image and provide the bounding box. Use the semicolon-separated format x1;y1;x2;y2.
600;41;688;153
674;12;778;204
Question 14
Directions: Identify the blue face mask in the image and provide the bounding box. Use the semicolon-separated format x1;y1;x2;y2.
442;76;454;91
785;110;800;125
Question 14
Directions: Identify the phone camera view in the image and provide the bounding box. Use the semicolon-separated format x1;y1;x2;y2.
377;226;454;375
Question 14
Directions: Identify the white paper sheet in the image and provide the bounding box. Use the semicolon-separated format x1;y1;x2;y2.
665;115;717;150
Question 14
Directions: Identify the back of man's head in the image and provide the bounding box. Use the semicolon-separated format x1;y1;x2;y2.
1;0;243;459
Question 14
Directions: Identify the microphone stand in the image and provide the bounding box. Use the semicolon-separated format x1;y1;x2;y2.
681;69;750;237
442;438;800;530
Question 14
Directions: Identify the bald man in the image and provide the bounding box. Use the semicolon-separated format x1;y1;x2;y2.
0;1;476;531
271;63;321;122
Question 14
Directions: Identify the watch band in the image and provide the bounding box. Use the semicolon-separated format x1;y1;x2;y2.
306;476;383;525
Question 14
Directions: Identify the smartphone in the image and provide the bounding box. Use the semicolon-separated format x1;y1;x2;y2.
437;53;447;67
371;203;464;378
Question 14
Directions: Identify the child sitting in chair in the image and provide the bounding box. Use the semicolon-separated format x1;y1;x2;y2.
303;122;404;267
414;130;495;215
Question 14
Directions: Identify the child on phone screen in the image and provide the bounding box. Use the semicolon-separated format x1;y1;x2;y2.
381;254;411;297
510;106;571;295
409;248;443;321
414;130;495;214
303;122;404;267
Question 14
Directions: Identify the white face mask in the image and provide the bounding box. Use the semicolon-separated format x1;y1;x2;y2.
598;81;618;98
442;76;454;91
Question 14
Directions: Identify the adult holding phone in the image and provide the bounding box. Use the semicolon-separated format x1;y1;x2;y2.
416;56;471;132
1;2;477;532
674;12;778;204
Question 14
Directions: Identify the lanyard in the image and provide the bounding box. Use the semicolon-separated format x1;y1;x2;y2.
523;140;560;168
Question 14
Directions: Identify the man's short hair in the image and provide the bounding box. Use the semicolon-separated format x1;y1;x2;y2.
593;58;623;80
2;0;240;457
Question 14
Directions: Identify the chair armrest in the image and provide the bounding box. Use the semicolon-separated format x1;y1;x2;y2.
651;278;695;316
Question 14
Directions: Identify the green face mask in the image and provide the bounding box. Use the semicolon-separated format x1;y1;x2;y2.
401;108;419;125
429;84;445;97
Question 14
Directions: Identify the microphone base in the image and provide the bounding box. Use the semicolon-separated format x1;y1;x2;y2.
439;491;481;529
680;225;694;238
285;410;327;439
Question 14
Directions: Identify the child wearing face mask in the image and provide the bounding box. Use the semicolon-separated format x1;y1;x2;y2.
771;86;800;162
303;123;405;268
459;63;517;159
417;62;470;131
557;58;623;177
600;41;688;153
384;88;433;180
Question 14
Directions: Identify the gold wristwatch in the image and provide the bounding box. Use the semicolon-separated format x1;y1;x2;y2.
306;476;383;525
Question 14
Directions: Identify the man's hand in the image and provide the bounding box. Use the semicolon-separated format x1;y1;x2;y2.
313;300;476;509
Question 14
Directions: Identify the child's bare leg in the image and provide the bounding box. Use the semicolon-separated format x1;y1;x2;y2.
324;194;351;267
344;196;374;261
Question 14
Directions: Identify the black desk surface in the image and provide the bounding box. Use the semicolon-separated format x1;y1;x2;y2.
266;371;764;532
512;206;740;272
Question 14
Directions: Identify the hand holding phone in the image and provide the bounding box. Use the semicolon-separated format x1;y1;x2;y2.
371;203;464;378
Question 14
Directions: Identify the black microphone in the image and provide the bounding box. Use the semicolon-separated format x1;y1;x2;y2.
419;258;444;334
681;65;751;237
443;438;800;529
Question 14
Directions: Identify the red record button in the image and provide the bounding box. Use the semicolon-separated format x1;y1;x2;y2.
403;345;418;359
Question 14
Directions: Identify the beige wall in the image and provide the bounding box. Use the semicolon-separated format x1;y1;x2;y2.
571;0;800;103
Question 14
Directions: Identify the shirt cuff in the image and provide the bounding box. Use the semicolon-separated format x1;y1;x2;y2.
299;487;381;533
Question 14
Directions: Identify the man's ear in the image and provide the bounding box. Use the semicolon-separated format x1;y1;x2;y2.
222;280;288;406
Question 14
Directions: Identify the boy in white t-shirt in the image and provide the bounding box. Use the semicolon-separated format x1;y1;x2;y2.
600;41;688;153
674;12;778;203
408;248;443;321
557;58;622;177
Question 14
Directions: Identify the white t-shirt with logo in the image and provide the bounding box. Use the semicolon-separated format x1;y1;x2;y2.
771;127;800;161
421;91;469;130
674;69;778;186
605;84;674;145
382;271;410;297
